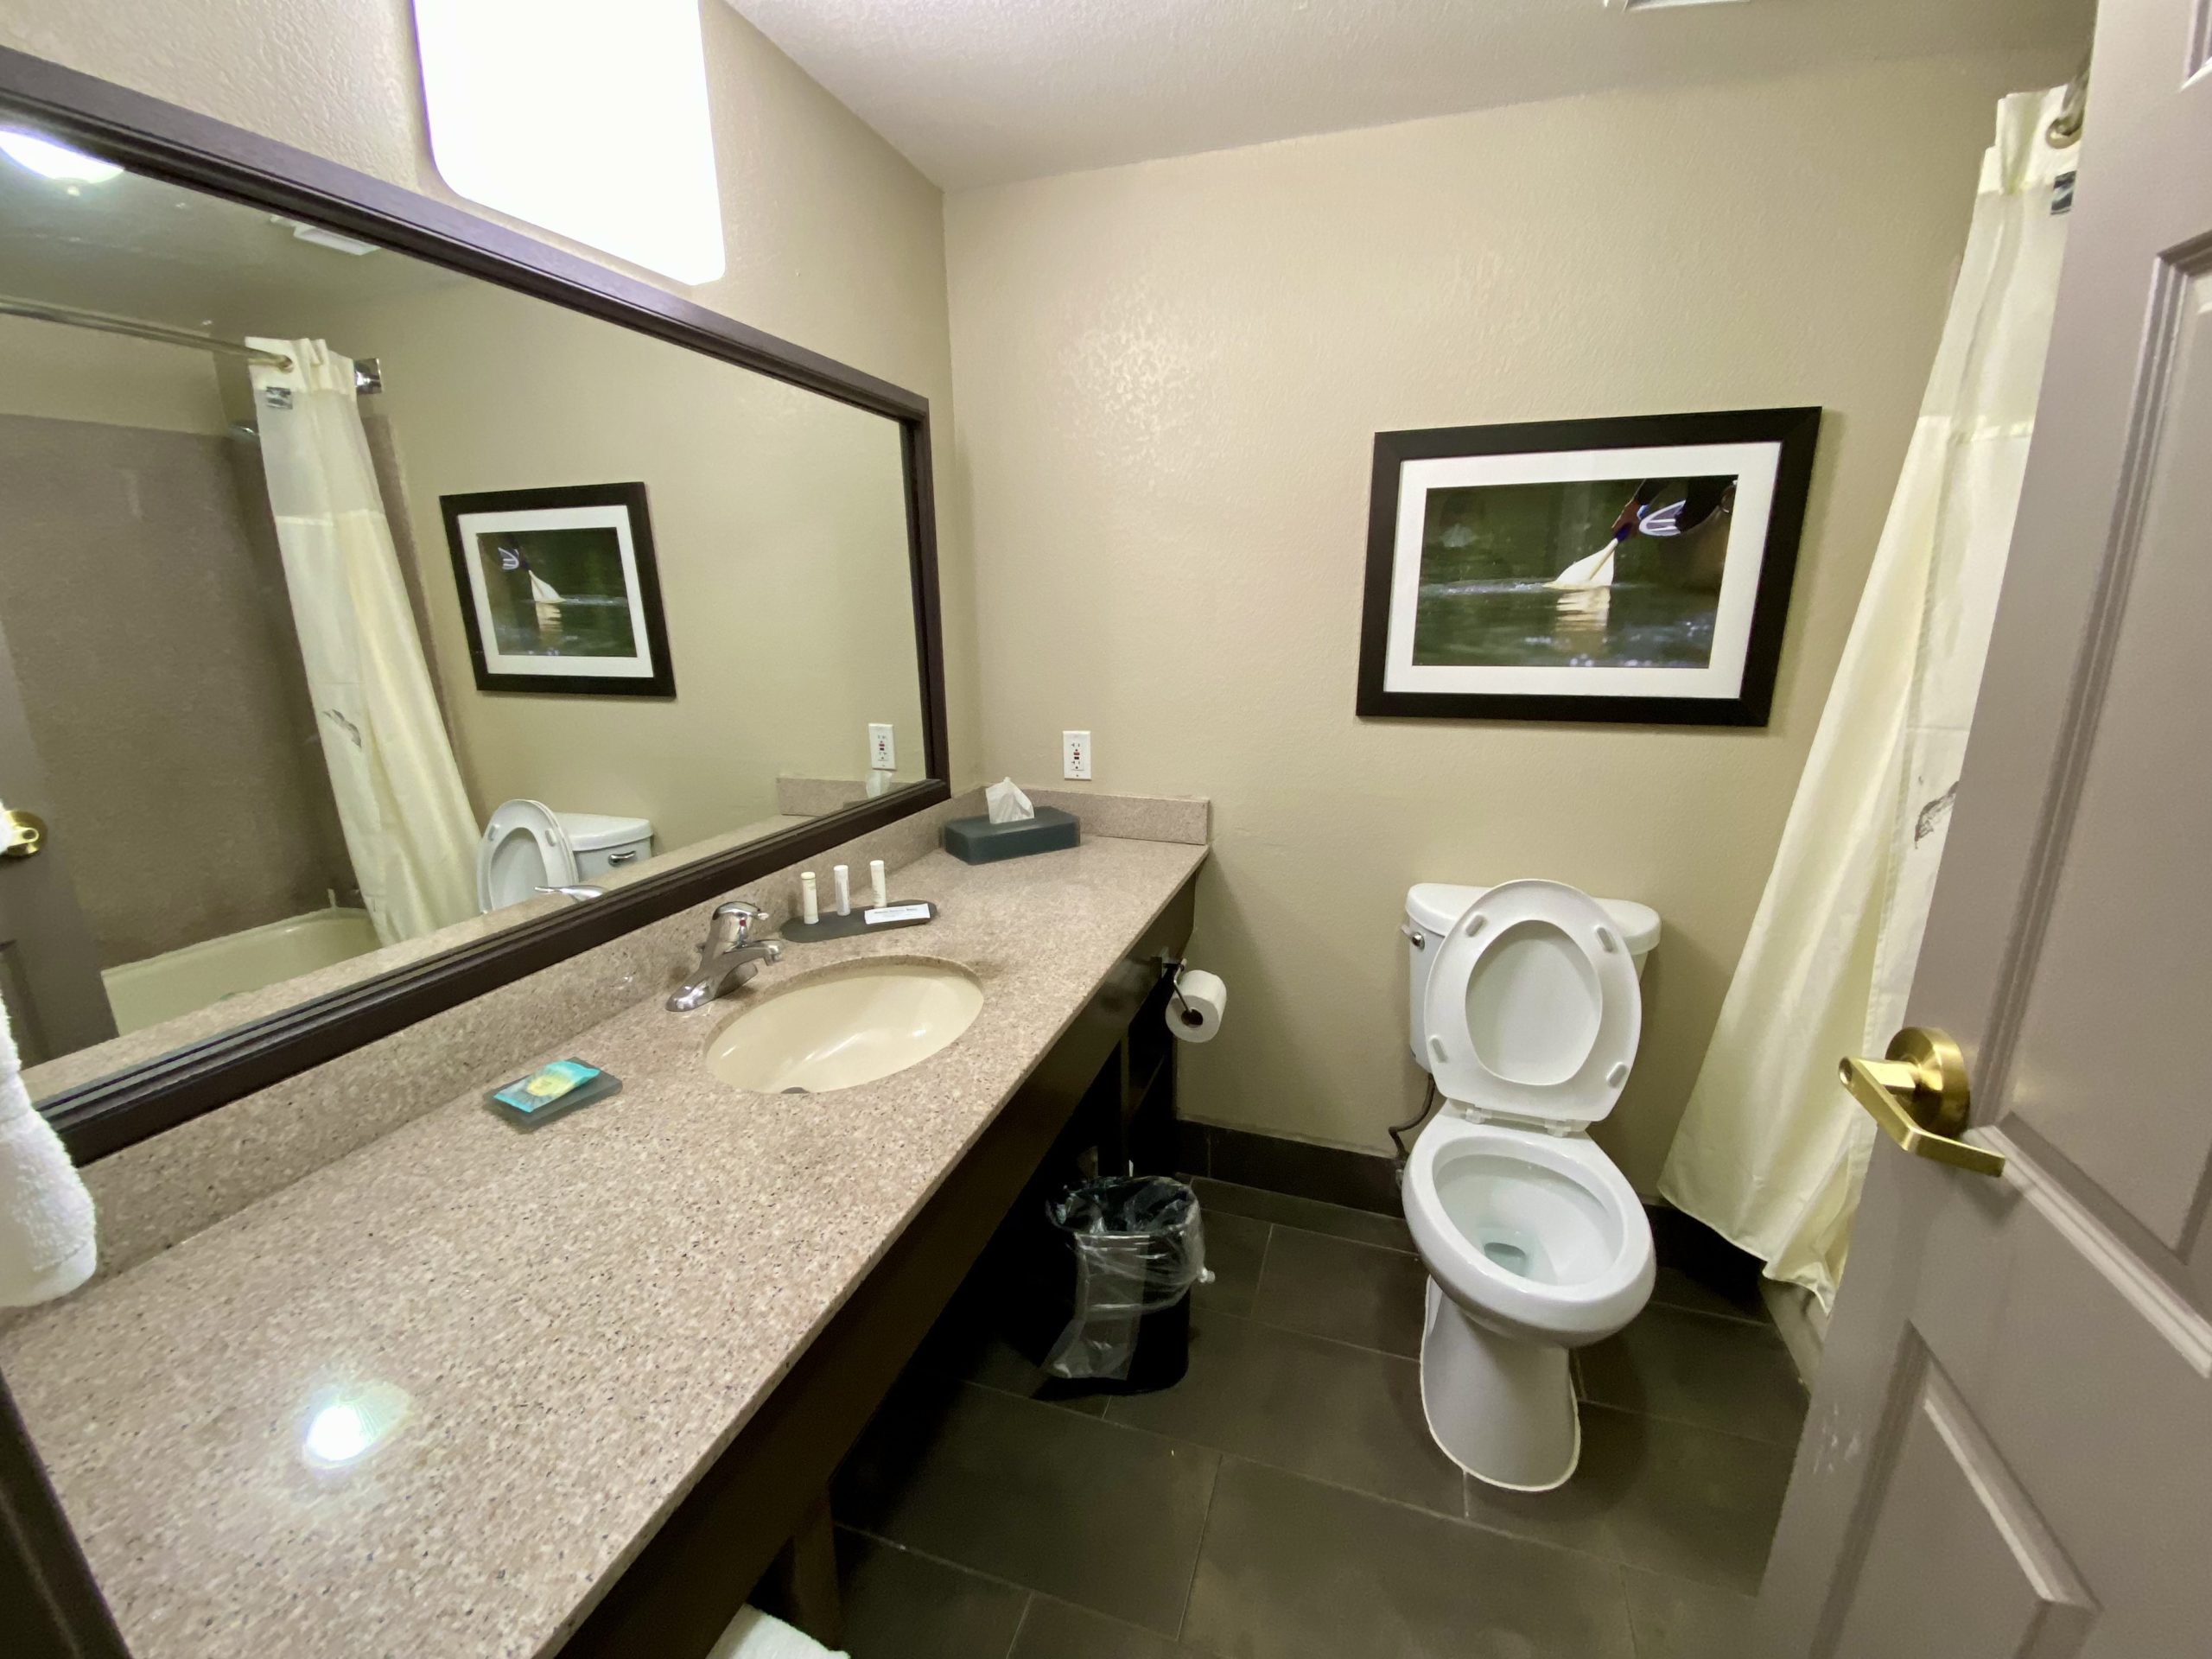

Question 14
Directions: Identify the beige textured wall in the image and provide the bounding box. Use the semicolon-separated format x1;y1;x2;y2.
0;315;229;432
0;0;982;790
297;279;925;851
947;52;2069;1190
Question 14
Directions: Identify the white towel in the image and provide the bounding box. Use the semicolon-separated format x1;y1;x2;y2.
706;1608;846;1659
0;991;96;1306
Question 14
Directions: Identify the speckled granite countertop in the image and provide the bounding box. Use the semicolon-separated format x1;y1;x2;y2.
0;837;1207;1659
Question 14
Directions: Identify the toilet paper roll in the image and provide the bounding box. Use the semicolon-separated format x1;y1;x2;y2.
1166;969;1228;1044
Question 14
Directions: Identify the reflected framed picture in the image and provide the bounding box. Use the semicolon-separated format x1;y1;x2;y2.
439;481;676;697
1356;408;1820;726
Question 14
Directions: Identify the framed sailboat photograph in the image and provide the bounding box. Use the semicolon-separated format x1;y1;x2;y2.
439;481;676;697
1356;408;1819;725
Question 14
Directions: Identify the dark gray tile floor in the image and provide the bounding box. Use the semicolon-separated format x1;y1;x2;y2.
832;1179;1804;1657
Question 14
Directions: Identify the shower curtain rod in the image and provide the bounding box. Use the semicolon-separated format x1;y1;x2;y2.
0;294;294;371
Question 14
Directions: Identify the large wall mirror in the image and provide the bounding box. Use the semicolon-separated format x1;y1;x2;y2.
0;51;949;1156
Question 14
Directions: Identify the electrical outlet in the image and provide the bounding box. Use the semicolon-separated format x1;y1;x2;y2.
1063;729;1091;780
868;722;895;772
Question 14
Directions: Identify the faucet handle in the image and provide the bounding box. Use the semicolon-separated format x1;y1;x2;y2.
708;899;768;946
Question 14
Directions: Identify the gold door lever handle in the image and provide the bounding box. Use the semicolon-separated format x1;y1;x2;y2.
1;809;45;859
1838;1027;2004;1178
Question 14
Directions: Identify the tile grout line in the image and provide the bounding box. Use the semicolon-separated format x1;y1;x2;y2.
939;1379;1783;1589
1189;1178;1414;1244
999;1379;1462;1529
1573;1395;1807;1452
1247;1219;1276;1311
867;1375;1778;1627
1263;1224;1417;1264
1169;1439;1229;1649
1639;1295;1793;1337
1613;1558;1654;1659
1001;1591;1033;1659
1647;1294;1776;1329
1203;1211;1414;1255
836;1523;1052;1603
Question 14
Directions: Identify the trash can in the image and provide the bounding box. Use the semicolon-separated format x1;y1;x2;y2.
1041;1175;1209;1390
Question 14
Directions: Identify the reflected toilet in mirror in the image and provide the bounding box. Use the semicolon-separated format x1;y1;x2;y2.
474;801;656;912
0;139;934;1077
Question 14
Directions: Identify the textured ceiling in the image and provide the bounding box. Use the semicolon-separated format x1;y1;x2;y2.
730;0;2093;188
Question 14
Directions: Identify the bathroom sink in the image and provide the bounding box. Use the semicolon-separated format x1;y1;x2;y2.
705;961;983;1094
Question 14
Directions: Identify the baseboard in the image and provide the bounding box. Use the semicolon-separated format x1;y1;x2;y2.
1173;1119;1400;1217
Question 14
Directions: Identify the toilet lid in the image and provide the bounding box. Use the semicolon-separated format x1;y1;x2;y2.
477;798;578;912
1421;878;1642;1126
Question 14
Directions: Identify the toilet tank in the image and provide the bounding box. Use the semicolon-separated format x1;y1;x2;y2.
1404;881;1661;1067
556;810;655;879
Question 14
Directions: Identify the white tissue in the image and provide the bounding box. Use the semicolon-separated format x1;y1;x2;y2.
986;777;1034;823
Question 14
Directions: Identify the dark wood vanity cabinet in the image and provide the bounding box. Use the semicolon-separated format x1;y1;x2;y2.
561;872;1198;1658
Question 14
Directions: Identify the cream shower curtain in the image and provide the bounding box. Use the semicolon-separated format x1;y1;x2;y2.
249;340;478;945
1658;88;2075;1306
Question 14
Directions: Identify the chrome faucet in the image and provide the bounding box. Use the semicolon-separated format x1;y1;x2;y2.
666;899;783;1011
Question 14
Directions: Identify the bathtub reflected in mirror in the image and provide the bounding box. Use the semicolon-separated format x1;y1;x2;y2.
0;127;932;1087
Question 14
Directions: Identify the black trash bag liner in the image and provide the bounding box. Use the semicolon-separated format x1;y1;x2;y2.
1042;1176;1210;1381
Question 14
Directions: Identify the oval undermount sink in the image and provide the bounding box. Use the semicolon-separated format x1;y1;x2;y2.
706;961;983;1094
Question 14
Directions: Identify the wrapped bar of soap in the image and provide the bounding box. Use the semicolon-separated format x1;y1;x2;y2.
486;1059;622;1128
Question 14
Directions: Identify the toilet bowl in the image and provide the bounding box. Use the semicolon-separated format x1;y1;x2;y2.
1399;879;1659;1491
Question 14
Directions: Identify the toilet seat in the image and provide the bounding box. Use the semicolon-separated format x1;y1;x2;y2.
477;798;578;913
1421;879;1642;1126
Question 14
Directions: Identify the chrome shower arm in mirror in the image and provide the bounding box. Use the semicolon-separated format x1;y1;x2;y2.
0;43;953;1163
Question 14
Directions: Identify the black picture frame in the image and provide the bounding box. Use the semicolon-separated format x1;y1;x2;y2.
440;481;677;698
1356;406;1821;727
0;45;954;1166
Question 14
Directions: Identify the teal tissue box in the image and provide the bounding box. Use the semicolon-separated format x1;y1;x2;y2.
943;807;1080;863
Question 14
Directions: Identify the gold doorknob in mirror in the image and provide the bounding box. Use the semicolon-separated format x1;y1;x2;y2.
1;809;46;859
1838;1027;2004;1178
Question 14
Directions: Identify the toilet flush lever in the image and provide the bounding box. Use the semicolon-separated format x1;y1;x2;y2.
1838;1027;2003;1178
1401;922;1426;950
536;884;603;903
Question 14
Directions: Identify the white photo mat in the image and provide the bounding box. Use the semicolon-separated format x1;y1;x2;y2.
452;501;659;679
1379;440;1783;700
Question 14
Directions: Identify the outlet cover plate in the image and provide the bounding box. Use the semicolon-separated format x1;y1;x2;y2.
868;723;895;771
1063;730;1091;780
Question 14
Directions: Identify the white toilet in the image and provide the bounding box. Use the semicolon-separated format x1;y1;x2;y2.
476;799;655;912
1400;879;1661;1491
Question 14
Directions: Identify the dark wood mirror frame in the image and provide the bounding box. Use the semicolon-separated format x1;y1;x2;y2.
0;46;954;1166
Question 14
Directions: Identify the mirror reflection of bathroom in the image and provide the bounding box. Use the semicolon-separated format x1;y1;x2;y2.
0;147;927;1071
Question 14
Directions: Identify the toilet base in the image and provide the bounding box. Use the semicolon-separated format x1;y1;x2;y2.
1418;1277;1580;1492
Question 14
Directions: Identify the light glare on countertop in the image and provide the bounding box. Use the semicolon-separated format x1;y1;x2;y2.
302;1381;410;1471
